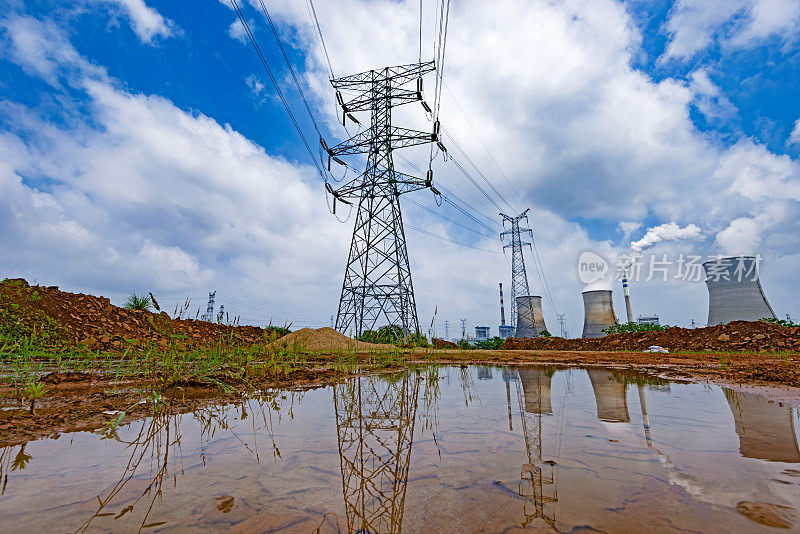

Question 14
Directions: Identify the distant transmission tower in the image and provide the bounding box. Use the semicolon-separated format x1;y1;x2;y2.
217;304;225;323
460;319;466;340
323;61;441;340
501;210;534;330
204;291;216;322
556;313;567;338
444;320;449;340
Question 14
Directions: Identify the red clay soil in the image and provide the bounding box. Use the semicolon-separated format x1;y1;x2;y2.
0;278;279;352
432;338;457;349
503;321;800;354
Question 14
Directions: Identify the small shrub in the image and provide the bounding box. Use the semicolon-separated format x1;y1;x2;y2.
474;336;504;350
124;293;152;311
761;317;799;328
540;330;552;337
603;322;667;335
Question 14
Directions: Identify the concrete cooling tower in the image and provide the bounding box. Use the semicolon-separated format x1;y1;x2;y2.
582;290;618;338
515;295;547;338
724;389;800;463
588;370;630;423
518;367;553;415
703;256;776;326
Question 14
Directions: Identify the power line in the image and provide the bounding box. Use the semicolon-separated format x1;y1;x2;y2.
257;0;322;137
229;0;323;177
443;80;524;206
405;197;495;238
407;224;498;253
443;128;516;212
307;0;334;78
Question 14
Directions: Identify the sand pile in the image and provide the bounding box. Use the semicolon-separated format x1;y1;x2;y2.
271;327;387;352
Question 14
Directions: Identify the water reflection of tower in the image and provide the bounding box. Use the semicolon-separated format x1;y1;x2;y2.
516;368;558;529
724;389;800;463
333;373;420;534
587;369;630;422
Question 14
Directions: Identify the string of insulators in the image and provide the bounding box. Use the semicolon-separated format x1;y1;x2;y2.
320;137;345;170
336;90;360;126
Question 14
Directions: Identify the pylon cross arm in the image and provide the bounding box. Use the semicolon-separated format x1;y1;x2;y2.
330;126;434;156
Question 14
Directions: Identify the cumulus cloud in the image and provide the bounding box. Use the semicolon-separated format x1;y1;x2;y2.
3;0;800;332
631;222;703;252
227;18;248;43
790;118;800;145
90;0;176;43
662;0;800;60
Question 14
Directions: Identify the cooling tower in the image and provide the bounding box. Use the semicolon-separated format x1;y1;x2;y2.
724;389;800;463
588;370;630;422
515;295;547;338
582;290;618;338
518;367;553;414
703;256;776;326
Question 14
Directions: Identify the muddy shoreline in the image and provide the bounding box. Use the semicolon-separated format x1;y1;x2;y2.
2;348;800;447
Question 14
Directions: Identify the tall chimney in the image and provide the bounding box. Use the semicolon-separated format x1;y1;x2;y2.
622;272;634;324
499;282;506;327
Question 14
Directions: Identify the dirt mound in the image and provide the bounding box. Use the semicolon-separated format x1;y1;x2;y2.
503;320;800;353
271;327;386;352
432;338;457;349
0;278;282;352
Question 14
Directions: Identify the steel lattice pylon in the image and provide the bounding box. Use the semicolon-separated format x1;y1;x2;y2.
333;373;420;534
325;62;439;339
515;370;558;529
501;209;533;330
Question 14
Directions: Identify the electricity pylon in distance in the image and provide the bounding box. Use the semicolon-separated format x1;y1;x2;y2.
501;210;533;330
324;61;441;339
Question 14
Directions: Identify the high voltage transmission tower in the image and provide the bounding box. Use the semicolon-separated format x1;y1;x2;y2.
323;61;442;339
333;373;420;533
556;313;567;338
501;210;534;333
204;291;216;322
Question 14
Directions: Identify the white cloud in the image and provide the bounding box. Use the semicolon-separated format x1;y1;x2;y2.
689;69;737;124
662;0;800;61
790;118;800;145
618;221;642;243
91;0;175;43
227;18;248;44
631;222;703;252
3;1;800;333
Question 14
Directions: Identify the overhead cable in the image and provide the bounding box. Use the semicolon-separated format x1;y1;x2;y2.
229;0;324;177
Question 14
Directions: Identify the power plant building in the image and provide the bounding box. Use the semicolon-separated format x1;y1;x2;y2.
637;315;660;326
703;256;776;326
498;325;515;339
582;290;618;338
515;295;547;338
475;326;490;341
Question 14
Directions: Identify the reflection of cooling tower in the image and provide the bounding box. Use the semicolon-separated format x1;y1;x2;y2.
517;367;553;415
516;296;547;338
587;370;630;422
582;290;618;338
703;256;776;326
724;389;800;463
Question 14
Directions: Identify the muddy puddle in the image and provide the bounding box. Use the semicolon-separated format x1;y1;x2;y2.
1;365;800;532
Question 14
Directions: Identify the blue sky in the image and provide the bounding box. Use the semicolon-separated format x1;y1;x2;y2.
2;0;799;335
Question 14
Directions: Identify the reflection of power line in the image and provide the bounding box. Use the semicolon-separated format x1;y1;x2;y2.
334;373;420;533
515;369;557;530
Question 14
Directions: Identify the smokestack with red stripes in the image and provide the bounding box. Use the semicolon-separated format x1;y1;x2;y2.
499;283;506;326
